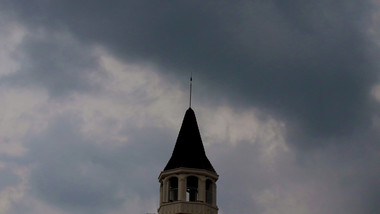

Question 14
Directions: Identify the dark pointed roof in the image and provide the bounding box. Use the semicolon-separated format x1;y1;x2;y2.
164;108;216;173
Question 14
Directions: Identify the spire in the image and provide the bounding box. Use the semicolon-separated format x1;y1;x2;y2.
164;108;216;172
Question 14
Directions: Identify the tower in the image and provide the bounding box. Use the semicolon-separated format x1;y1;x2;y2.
158;108;218;214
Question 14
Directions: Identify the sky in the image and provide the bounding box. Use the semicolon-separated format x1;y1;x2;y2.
0;1;379;214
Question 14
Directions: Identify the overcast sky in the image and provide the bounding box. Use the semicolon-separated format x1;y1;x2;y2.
0;1;379;214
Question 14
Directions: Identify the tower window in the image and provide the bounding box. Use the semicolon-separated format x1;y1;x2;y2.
160;182;163;204
186;176;198;202
206;179;213;204
168;177;178;202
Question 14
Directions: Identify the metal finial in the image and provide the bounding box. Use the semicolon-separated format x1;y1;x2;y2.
189;73;192;108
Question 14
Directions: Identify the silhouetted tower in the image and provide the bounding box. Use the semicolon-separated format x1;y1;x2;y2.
158;108;218;214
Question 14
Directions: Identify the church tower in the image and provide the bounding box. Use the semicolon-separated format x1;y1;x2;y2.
158;107;218;214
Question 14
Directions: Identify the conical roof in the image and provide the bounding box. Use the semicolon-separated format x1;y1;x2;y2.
164;108;216;172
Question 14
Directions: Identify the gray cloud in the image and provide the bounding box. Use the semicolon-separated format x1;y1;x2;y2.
0;168;21;191
213;137;380;214
0;1;379;214
11;114;171;213
2;32;104;97
2;0;379;147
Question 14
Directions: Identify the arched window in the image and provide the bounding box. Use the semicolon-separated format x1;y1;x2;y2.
168;177;178;202
206;179;213;204
160;182;163;204
186;176;198;202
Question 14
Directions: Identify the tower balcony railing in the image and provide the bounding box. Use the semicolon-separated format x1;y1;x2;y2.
158;200;218;214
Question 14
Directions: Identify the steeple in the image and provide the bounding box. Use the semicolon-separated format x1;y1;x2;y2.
164;107;216;172
158;107;219;214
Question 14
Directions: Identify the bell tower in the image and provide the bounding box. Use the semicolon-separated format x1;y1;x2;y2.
158;107;218;214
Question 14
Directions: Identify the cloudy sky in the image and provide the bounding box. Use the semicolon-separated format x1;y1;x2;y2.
0;1;379;214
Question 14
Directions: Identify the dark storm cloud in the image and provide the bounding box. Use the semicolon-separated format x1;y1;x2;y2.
0;167;21;191
211;136;380;214
2;0;379;148
13;114;171;214
4;32;104;97
1;1;379;213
